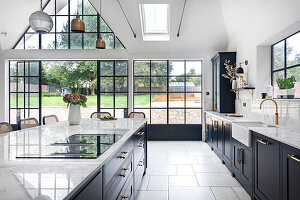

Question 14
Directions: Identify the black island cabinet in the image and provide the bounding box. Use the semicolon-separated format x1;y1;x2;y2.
69;123;147;200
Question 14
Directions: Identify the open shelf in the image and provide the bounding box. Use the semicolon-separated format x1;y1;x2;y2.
231;87;255;99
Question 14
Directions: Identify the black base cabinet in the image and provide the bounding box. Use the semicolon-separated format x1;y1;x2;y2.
232;139;252;195
69;123;147;200
253;133;280;200
282;144;300;200
223;122;232;169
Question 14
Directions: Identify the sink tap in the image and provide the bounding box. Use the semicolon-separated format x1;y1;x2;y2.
259;98;278;125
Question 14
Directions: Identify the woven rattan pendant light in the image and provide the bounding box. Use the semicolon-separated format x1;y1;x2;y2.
71;0;85;33
96;0;106;49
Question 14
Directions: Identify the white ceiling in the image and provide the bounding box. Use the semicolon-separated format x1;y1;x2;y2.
0;0;228;56
1;0;300;57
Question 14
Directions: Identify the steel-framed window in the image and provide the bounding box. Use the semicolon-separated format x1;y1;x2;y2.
98;60;129;117
13;0;125;50
133;60;202;124
271;31;300;98
8;60;128;124
9;61;42;124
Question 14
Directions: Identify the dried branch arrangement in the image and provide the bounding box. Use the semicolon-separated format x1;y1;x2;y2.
222;60;237;81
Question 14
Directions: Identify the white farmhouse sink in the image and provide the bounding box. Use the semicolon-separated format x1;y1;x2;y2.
232;122;270;147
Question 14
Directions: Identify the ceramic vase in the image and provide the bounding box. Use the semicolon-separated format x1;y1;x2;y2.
68;104;81;125
232;79;238;90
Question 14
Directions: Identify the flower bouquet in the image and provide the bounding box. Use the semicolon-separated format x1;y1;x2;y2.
63;93;88;125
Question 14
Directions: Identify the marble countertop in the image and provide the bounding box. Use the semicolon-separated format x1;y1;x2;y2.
205;111;259;123
249;127;300;149
205;111;300;150
0;118;147;200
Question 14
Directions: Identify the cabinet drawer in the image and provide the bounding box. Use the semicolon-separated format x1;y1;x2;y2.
117;177;134;200
134;130;145;144
134;138;145;169
105;154;133;200
103;137;134;187
135;155;145;193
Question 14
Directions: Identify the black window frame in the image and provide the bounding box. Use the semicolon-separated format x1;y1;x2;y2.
9;60;129;124
271;30;300;99
13;0;125;50
133;60;202;125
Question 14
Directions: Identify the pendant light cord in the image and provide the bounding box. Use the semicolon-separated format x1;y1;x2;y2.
40;0;43;10
177;0;187;37
116;0;136;38
99;0;102;33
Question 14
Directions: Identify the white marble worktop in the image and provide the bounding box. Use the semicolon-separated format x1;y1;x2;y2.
249;127;300;150
0;118;147;200
205;111;259;123
205;111;300;150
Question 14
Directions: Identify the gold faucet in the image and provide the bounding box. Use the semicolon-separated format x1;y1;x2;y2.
259;98;279;125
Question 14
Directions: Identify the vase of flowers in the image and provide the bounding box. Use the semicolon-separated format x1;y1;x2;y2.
63;93;87;125
221;60;237;89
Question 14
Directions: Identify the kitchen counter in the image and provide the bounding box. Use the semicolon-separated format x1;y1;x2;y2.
205;111;300;149
249;126;300;149
0;118;147;200
205;111;258;122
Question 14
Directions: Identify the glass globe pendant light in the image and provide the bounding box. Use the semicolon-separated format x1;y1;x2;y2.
96;0;106;49
71;0;85;33
29;0;53;33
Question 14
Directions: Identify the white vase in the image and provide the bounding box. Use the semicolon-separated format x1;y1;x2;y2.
277;89;296;99
68;104;81;125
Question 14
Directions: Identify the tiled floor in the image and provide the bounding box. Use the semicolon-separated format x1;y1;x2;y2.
136;141;251;200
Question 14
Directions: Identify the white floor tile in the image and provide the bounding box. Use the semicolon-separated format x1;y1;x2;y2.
169;187;216;200
196;156;215;164
147;164;177;175
176;165;194;175
232;186;251;200
169;176;198;187
211;187;240;200
215;163;231;173
169;155;198;165
195;173;240;186
136;191;168;200
192;164;220;173
147;176;168;191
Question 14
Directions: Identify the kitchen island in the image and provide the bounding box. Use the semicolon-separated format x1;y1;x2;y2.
0;118;147;200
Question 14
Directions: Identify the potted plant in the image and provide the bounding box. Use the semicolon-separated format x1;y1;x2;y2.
63;93;87;125
276;76;296;99
222;60;238;89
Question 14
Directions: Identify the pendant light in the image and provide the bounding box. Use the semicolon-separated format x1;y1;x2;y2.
71;0;85;33
29;0;53;33
96;0;106;49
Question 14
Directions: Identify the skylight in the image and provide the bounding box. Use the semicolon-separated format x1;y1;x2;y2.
140;4;170;41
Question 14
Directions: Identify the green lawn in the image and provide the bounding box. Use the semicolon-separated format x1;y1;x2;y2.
10;94;151;107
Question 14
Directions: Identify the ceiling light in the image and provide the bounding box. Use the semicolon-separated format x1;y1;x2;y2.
96;0;106;49
29;0;53;33
71;0;85;33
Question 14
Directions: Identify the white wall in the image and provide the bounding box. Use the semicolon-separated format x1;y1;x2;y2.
220;0;300;98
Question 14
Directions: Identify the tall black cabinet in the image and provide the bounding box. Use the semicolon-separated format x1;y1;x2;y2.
212;52;236;113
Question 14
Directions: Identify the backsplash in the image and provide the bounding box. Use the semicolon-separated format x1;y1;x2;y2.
236;99;300;132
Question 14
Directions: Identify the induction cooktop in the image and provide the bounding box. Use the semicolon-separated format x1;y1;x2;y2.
16;133;124;159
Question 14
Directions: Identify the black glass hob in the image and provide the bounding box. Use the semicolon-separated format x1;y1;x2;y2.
15;134;124;159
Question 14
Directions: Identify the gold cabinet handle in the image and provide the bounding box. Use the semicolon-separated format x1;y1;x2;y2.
213;121;218;131
288;154;300;163
239;148;243;164
119;151;129;159
257;139;269;145
138;160;144;166
122;196;129;200
137;132;144;136
237;148;241;164
138;142;144;148
206;124;209;132
120;168;129;177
